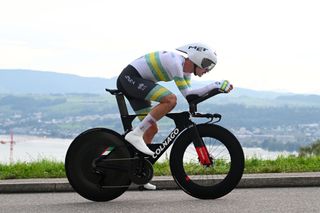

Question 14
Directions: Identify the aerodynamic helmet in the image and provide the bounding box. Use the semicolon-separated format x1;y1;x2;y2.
176;43;217;71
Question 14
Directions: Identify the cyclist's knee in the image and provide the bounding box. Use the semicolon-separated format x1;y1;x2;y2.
161;94;177;109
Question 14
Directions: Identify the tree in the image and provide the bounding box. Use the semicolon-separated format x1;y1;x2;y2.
299;139;320;156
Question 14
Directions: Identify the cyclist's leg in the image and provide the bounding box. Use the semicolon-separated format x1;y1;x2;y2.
133;106;157;144
117;66;159;155
117;66;171;188
141;90;176;189
135;85;176;135
126;96;177;146
148;93;177;120
141;94;176;144
143;123;158;144
117;65;176;155
127;103;158;190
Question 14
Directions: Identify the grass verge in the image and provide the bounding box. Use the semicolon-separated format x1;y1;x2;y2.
0;159;65;179
0;156;319;180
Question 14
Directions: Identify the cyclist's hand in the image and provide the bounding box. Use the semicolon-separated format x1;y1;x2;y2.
216;80;233;93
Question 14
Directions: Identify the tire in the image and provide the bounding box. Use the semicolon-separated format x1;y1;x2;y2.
170;124;244;199
65;128;131;202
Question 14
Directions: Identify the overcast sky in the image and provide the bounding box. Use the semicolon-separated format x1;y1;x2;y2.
0;0;319;94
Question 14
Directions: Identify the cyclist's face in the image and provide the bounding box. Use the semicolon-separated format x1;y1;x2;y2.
194;66;209;77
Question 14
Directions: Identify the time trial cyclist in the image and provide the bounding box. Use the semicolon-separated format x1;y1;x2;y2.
116;43;233;190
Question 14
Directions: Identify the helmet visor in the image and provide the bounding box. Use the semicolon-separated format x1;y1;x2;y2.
201;58;215;71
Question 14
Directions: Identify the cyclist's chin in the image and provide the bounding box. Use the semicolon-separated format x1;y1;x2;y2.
197;73;203;77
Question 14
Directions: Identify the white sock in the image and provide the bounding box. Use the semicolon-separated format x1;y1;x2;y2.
133;114;157;136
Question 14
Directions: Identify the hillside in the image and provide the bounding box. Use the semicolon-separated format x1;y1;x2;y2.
0;69;116;94
0;69;288;96
1;69;320;108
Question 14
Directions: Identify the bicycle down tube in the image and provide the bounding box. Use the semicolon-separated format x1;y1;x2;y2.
145;111;209;165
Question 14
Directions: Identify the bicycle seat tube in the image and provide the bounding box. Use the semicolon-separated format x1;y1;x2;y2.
114;92;135;132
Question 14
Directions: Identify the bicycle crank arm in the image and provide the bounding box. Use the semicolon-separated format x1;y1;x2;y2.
93;157;134;173
93;156;154;185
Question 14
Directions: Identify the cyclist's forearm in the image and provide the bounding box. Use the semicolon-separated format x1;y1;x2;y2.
180;82;220;97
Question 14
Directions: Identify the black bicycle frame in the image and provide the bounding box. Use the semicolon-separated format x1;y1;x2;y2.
147;112;194;164
109;89;209;164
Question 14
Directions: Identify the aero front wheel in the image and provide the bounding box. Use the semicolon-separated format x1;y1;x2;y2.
65;128;131;202
170;124;244;199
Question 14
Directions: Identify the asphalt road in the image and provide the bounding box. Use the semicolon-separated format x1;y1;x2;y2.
0;188;319;213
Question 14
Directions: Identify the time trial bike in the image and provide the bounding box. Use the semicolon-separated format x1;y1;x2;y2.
65;88;244;201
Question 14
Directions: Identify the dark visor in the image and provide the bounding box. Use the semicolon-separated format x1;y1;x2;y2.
201;58;215;70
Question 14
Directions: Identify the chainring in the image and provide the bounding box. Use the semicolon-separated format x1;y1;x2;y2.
129;158;154;185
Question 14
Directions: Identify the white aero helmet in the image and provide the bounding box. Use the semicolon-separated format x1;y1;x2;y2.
176;43;217;71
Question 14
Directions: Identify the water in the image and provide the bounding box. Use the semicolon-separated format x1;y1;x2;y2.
0;135;71;164
0;135;296;164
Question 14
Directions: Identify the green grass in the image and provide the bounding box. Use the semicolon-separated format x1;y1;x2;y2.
245;155;320;173
0;159;65;179
0;156;319;180
154;155;320;176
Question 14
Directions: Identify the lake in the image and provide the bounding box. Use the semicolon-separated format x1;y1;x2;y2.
0;135;296;164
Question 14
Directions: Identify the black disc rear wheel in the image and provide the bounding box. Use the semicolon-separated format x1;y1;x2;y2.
65;128;131;202
170;124;244;199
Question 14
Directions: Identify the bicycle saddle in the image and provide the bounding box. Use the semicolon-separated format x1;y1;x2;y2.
105;88;122;95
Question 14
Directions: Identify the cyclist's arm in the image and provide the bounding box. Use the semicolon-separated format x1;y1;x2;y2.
179;82;216;97
175;79;232;98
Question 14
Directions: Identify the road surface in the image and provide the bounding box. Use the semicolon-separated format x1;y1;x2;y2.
0;188;319;213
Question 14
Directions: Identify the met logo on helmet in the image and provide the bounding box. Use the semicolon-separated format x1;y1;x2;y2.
187;46;208;52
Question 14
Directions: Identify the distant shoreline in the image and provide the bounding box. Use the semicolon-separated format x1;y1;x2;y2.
0;134;297;164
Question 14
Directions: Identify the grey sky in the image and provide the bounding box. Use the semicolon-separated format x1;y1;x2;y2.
0;0;319;94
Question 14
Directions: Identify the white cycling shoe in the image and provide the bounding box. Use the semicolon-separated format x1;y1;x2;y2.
143;183;156;190
125;131;154;156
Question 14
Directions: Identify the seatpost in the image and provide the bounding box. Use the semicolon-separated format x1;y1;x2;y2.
115;93;128;116
115;93;133;131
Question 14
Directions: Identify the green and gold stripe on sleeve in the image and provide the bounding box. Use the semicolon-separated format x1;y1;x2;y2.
174;77;190;91
145;52;170;81
184;75;191;87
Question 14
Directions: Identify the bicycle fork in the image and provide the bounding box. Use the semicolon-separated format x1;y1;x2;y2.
191;124;213;166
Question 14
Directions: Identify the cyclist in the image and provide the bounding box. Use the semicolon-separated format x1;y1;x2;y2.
116;43;233;189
